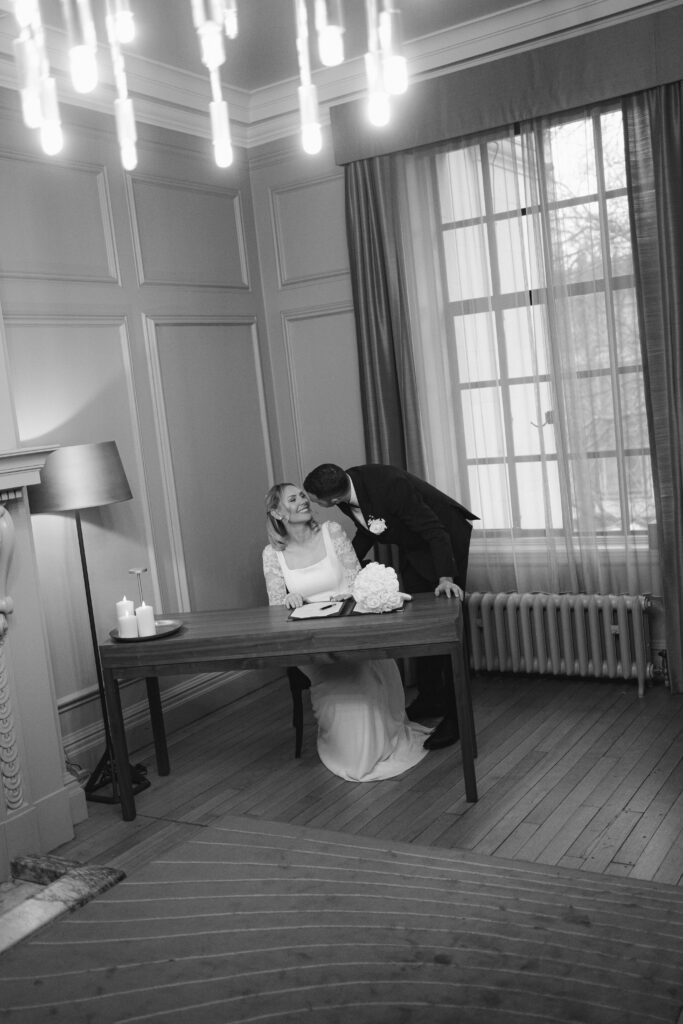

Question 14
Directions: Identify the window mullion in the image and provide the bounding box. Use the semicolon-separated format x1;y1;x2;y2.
428;155;472;497
532;123;577;533
593;110;630;531
479;138;521;529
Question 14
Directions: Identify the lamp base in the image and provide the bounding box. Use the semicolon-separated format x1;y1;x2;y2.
85;750;151;805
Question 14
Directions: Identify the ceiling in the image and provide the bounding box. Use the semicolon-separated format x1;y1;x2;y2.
31;0;529;92
0;0;672;147
136;0;530;92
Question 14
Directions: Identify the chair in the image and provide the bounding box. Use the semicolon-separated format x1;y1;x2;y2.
286;666;311;757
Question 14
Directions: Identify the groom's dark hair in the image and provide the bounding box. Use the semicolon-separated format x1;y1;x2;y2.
303;463;348;500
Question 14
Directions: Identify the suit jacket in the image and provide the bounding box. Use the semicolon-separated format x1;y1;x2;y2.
340;464;478;590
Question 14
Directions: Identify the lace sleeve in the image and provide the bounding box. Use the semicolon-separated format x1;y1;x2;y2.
262;544;288;605
327;520;361;592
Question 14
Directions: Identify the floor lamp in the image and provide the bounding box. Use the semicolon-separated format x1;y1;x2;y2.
27;441;151;805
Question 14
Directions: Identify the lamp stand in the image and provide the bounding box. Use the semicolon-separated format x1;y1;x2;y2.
73;510;150;804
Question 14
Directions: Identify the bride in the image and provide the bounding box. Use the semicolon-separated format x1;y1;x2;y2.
262;482;431;782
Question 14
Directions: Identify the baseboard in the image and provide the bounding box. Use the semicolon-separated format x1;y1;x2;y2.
64;776;88;826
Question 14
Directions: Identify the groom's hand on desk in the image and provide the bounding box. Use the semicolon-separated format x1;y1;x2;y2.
434;577;463;600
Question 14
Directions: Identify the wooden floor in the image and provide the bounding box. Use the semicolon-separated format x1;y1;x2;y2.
53;672;683;887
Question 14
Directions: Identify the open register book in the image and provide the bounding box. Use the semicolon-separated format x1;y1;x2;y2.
288;597;356;620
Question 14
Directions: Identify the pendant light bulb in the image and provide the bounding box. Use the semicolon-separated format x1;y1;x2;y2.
120;140;137;169
378;8;407;95
367;90;390;127
13;34;42;128
40;120;63;155
302;122;322;155
318;25;343;66
382;53;407;95
39;75;63;154
315;0;344;66
199;20;225;70
224;3;238;40
298;82;322;155
113;10;135;44
210;98;233;167
69;43;98;93
365;49;390;127
213;139;233;168
20;87;42;129
115;96;137;169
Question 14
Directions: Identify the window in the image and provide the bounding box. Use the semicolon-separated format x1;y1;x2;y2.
433;108;654;537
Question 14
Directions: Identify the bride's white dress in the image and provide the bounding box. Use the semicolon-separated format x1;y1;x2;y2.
263;520;430;782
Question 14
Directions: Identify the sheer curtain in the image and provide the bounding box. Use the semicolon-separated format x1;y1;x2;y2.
623;84;683;694
394;111;657;598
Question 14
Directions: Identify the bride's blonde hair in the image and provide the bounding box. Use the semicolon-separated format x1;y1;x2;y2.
265;482;319;551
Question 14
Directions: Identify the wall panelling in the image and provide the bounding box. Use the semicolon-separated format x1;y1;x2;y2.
129;176;250;288
0;153;119;283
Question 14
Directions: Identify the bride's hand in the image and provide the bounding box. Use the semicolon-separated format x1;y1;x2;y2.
285;593;304;609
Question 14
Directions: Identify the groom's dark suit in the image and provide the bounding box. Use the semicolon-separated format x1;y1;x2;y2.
340;465;477;593
337;464;478;723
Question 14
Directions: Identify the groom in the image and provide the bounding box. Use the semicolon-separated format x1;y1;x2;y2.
303;462;478;750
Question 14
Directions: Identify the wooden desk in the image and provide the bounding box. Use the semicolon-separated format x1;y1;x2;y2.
99;594;477;821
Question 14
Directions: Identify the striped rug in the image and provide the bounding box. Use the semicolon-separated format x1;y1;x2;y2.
1;813;683;1023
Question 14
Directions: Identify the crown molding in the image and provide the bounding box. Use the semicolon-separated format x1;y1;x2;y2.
0;0;678;152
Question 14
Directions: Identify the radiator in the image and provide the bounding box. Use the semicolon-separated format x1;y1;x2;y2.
466;592;652;697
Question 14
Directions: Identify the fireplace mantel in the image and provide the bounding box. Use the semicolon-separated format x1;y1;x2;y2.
0;447;57;501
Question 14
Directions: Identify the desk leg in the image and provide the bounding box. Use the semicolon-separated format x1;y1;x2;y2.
145;676;169;776
103;667;136;821
451;642;478;802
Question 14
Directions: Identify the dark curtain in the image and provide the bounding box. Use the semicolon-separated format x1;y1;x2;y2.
623;84;683;695
344;157;424;476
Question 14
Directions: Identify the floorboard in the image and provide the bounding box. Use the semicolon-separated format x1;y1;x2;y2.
51;672;683;888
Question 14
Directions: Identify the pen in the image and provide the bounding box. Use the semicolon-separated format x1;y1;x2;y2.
319;604;335;610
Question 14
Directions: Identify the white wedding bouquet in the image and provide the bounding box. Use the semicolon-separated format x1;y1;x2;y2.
352;562;410;614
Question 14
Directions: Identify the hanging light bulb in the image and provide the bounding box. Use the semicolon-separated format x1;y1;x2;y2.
190;0;207;29
198;19;225;70
12;0;64;151
294;0;323;155
115;96;137;169
112;0;135;45
106;0;137;170
210;97;233;167
365;49;390;127
13;32;42;128
69;42;97;93
192;1;234;169
314;0;344;67
298;83;322;154
364;0;390;127
379;4;407;95
223;0;238;39
39;76;63;154
61;0;98;94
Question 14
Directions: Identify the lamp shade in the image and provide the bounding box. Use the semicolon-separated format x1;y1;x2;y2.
27;441;133;513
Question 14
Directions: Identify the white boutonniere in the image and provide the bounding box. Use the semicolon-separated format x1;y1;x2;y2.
368;515;387;535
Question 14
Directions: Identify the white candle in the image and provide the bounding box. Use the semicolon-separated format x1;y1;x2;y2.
117;613;138;638
135;602;156;637
116;596;135;618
